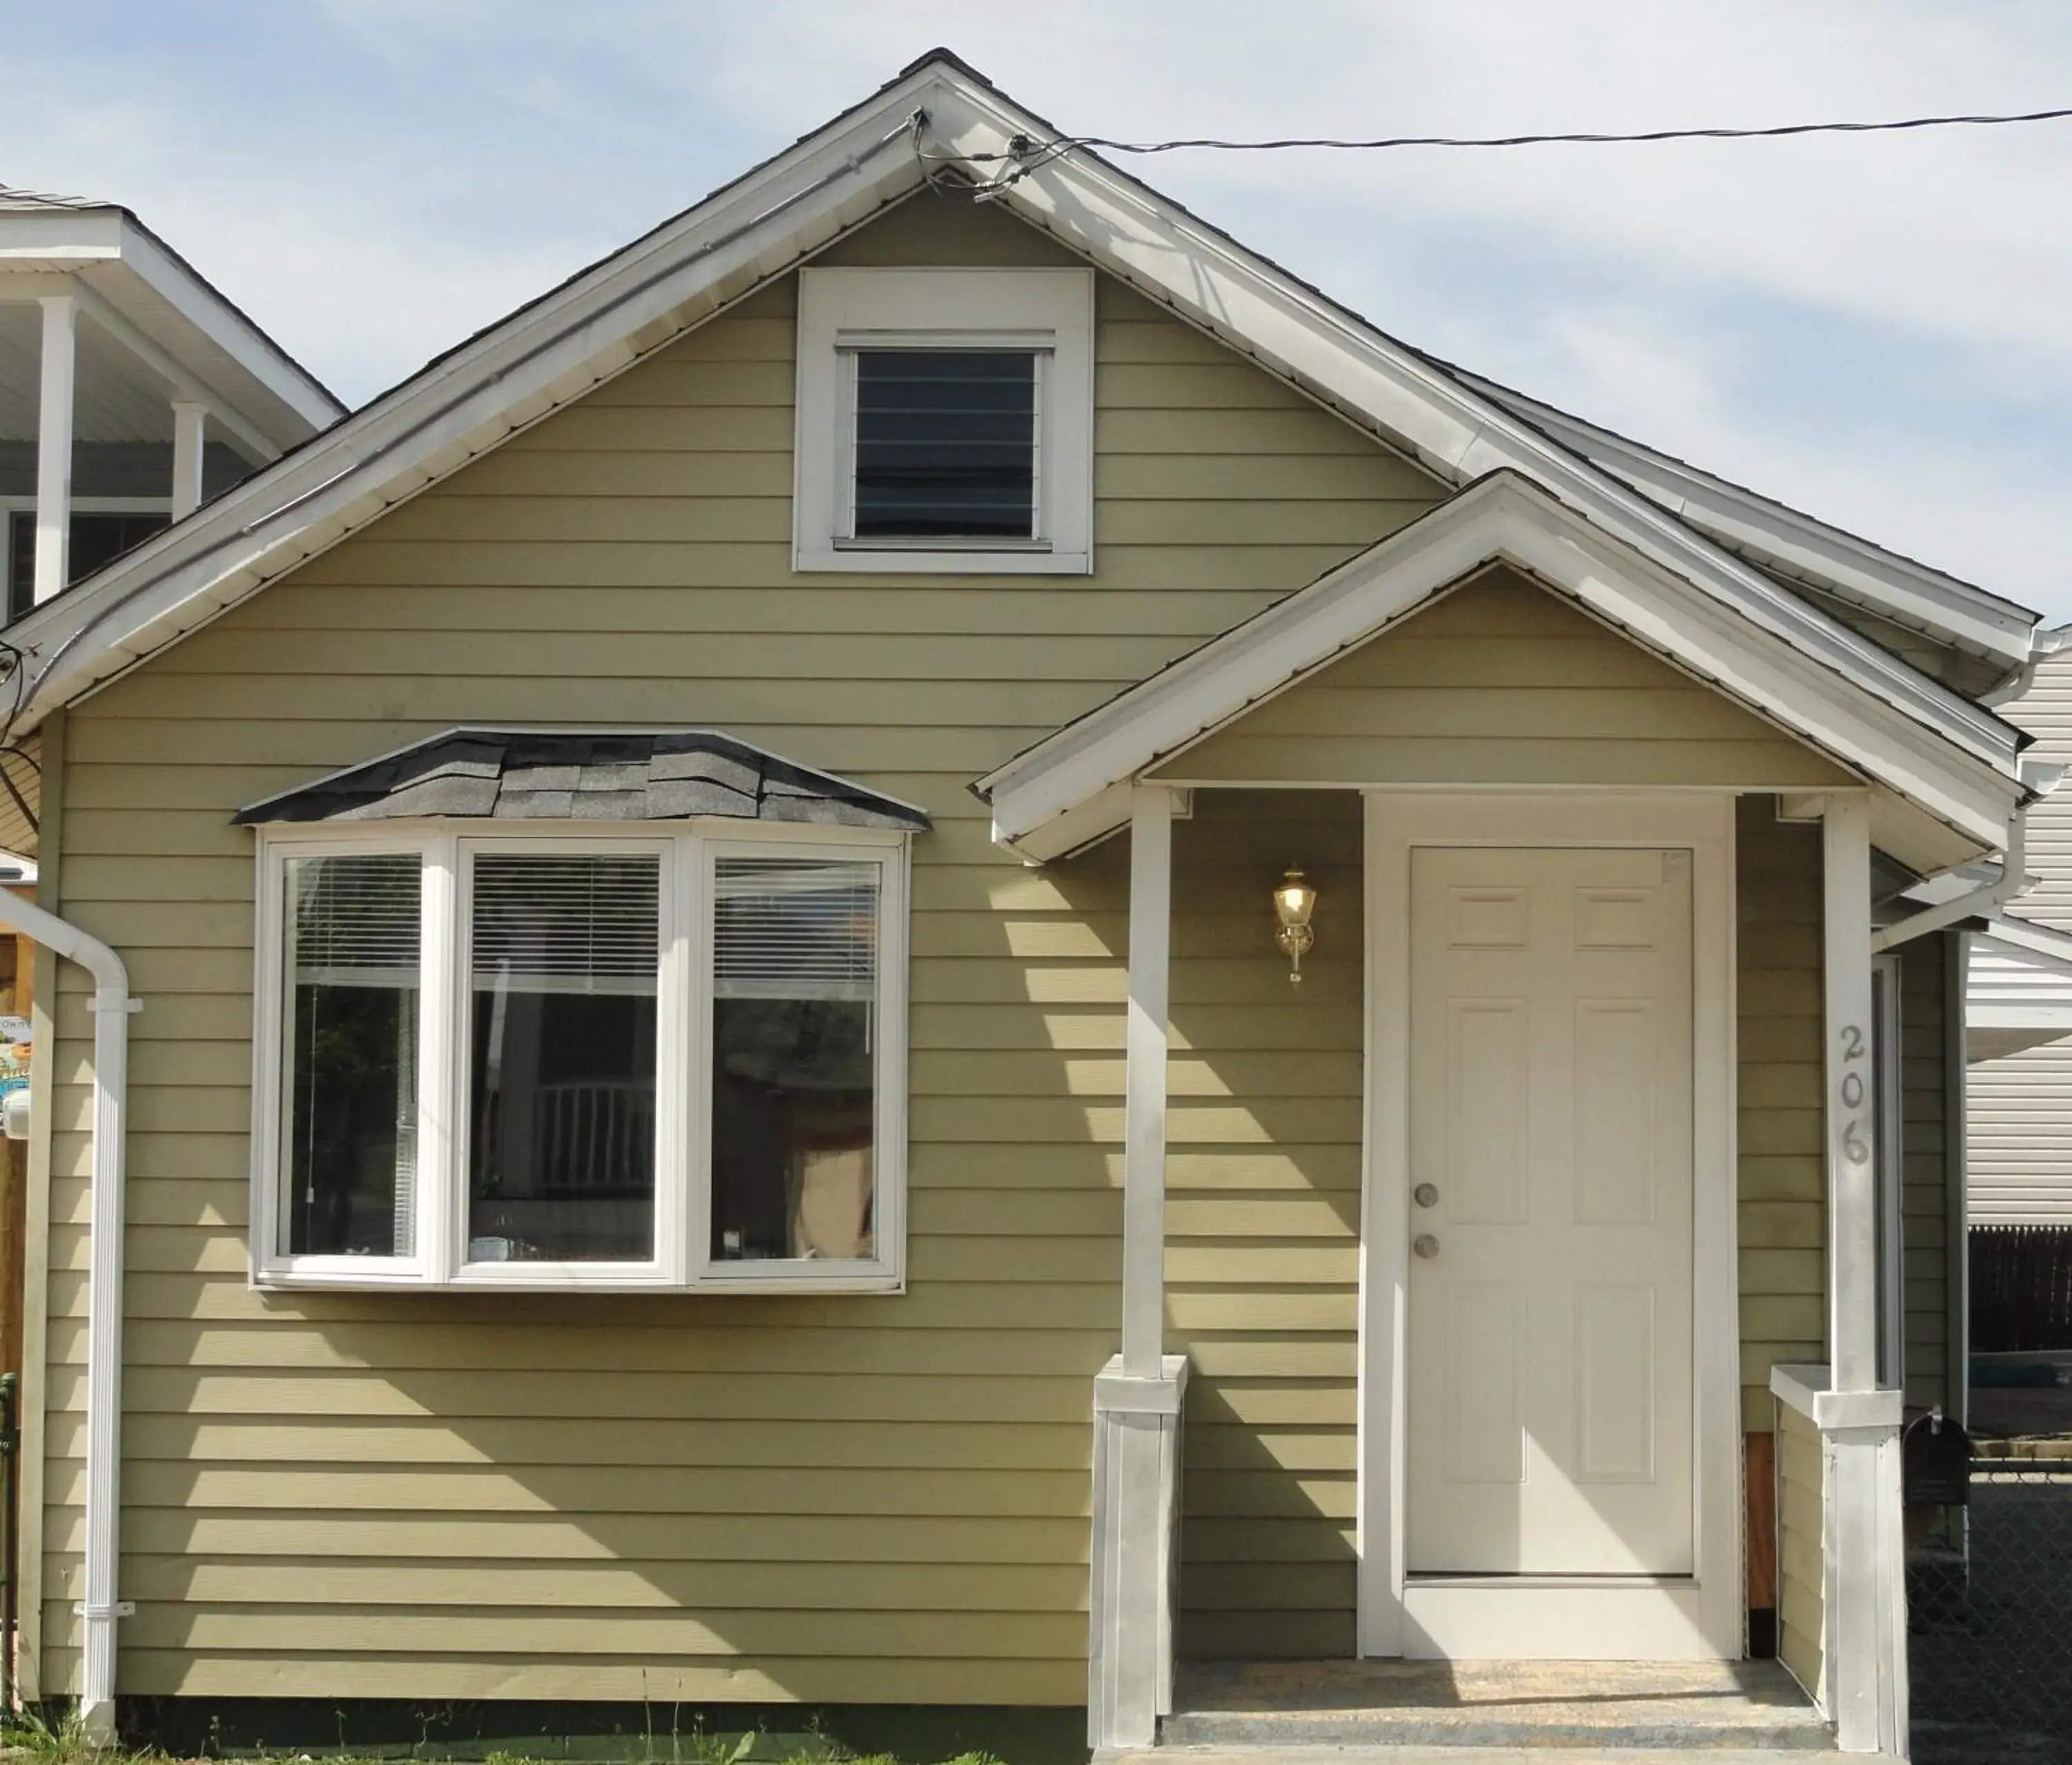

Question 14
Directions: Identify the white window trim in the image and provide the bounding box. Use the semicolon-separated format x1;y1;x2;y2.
250;818;910;1293
794;267;1094;576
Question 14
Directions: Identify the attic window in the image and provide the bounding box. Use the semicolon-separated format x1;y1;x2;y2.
794;267;1093;575
851;349;1037;539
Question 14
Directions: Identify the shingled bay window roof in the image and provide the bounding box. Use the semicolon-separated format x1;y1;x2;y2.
234;729;931;831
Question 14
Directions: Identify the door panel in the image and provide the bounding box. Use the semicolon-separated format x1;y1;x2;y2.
1406;846;1694;1577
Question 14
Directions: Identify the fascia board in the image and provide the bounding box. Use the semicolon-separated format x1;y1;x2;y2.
980;476;2020;856
919;84;2020;776
0;209;124;262
8;73;942;725
1464;376;2037;666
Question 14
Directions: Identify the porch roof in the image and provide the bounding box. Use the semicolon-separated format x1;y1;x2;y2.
972;472;2038;874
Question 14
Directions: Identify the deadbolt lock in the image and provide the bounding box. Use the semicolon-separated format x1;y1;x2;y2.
1412;1182;1439;1208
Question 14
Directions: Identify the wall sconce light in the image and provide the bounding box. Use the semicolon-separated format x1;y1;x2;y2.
1273;866;1318;986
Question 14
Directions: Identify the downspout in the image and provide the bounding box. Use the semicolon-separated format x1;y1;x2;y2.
0;894;136;1736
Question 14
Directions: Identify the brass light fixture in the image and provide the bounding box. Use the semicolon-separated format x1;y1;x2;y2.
1272;866;1318;985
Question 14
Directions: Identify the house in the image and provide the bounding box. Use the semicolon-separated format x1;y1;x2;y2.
0;50;2054;1757
1961;644;2072;1366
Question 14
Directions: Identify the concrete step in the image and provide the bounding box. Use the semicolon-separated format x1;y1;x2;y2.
1115;1750;1867;1764
1160;1659;1833;1753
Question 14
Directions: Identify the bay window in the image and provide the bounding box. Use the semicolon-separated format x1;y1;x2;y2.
253;824;907;1291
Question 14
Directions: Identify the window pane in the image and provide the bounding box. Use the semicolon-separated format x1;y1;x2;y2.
467;853;660;1264
283;853;421;1257
853;350;1035;539
712;858;879;1263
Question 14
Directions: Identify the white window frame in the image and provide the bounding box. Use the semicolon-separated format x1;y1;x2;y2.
250;819;910;1293
793;267;1095;576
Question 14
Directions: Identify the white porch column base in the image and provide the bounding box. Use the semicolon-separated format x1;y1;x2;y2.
1772;1367;1909;1755
1088;1353;1189;1755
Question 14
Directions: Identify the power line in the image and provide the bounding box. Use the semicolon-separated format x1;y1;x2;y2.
925;104;2072;194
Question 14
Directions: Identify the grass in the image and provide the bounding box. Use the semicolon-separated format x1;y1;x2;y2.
0;1713;1004;1765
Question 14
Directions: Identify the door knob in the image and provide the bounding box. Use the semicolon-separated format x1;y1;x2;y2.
1413;1183;1439;1208
1413;1233;1440;1260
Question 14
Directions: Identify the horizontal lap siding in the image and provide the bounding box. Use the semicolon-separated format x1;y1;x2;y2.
1169;793;1363;1661
1738;802;1828;1434
1901;938;1950;1412
1970;652;2072;1224
1155;572;1856;789
38;194;1445;1702
1776;1401;1824;1699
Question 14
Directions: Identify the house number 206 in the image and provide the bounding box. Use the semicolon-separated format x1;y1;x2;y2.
1837;1023;1871;1165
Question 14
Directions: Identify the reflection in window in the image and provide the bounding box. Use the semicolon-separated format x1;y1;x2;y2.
284;853;421;1257
467;853;659;1263
712;858;879;1262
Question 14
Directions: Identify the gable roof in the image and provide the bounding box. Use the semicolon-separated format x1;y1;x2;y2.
1454;370;2039;670
975;472;2030;874
0;50;2035;849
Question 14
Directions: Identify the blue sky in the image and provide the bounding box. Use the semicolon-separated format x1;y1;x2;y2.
10;1;2072;616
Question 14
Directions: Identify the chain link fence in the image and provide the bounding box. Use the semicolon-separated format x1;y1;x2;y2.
1910;1446;2072;1764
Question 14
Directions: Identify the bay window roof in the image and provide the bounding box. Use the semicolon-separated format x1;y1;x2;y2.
235;728;931;831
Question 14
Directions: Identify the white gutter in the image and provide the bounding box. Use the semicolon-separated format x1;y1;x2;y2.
0;894;137;1735
1983;622;2072;708
1873;768;2058;952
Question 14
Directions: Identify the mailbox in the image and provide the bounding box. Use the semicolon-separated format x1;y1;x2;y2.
1903;1409;1972;1506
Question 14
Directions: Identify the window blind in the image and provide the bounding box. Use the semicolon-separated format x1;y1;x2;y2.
470;853;660;994
289;853;421;987
852;349;1037;539
714;858;879;1001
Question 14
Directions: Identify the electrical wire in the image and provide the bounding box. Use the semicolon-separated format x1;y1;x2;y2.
928;102;2072;195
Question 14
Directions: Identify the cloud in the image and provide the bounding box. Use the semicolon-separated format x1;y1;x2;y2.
4;0;2069;612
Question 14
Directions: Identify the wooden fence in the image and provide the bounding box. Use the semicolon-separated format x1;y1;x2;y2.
1972;1224;2072;1354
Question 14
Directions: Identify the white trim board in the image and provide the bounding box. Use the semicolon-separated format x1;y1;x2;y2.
975;474;2024;874
0;52;2035;818
1356;791;1741;1661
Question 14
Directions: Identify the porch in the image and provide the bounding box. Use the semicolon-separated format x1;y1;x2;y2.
963;538;1988;1755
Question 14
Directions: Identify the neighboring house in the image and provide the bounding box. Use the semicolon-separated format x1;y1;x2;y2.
0;183;345;842
0;51;2055;1757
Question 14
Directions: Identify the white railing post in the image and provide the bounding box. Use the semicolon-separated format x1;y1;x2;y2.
1820;793;1909;1755
35;293;77;606
1089;784;1185;1753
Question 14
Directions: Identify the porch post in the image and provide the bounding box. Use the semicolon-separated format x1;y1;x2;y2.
1088;783;1187;1753
171;401;208;520
1819;793;1908;1755
1122;783;1171;1377
34;293;77;606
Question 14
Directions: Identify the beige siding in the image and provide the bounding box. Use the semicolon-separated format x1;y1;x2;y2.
1167;792;1362;1661
1970;648;2072;1223
32;182;1886;1701
1900;936;1953;1413
1738;800;1829;1433
33;193;1446;1704
1155;571;1855;790
1776;1399;1824;1700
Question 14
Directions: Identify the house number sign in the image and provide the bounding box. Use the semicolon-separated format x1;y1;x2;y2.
1836;1022;1872;1165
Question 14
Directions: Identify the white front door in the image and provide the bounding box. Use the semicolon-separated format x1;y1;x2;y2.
1405;845;1695;1579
